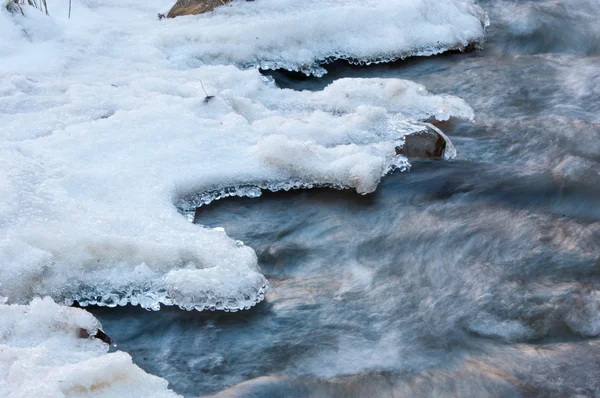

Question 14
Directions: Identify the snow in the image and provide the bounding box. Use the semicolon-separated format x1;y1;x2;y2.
1;0;488;76
159;0;488;75
0;2;477;312
0;297;180;397
1;0;477;312
0;0;486;394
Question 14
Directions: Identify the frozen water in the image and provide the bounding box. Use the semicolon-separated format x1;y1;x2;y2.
1;0;488;76
158;0;488;75
0;297;179;397
0;2;475;310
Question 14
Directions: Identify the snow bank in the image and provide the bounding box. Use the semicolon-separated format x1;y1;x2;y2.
0;2;475;311
0;297;179;397
158;0;488;75
1;0;488;76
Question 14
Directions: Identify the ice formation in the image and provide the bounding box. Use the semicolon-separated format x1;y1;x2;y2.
0;0;479;312
0;297;180;397
158;0;488;75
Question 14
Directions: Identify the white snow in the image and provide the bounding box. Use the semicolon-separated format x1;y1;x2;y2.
0;0;476;312
0;297;180;397
1;0;488;76
159;0;488;75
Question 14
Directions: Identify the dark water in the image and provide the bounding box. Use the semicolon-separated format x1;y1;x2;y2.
91;1;600;396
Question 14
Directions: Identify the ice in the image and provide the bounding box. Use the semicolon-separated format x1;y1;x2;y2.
0;2;476;310
0;297;180;397
0;2;473;311
157;0;488;75
0;1;484;392
1;0;488;76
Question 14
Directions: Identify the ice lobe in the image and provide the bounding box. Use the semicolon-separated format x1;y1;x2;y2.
254;136;390;195
0;297;180;397
0;4;474;312
158;0;489;75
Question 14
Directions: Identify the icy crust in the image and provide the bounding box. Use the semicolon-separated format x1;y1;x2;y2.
178;181;348;215
64;268;268;313
0;297;180;398
0;5;474;312
177;124;458;218
178;182;356;222
160;0;489;76
180;123;459;216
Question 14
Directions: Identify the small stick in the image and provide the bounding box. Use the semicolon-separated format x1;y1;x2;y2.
68;0;71;18
199;80;209;97
16;2;25;16
199;80;215;103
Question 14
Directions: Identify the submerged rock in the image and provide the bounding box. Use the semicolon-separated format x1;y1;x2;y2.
167;0;232;18
209;341;600;397
208;369;518;398
552;156;600;189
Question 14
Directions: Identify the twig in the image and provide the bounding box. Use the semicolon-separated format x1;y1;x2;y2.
199;80;209;97
16;2;25;15
199;80;215;103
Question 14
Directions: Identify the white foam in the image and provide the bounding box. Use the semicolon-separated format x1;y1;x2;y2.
0;2;475;310
0;297;180;397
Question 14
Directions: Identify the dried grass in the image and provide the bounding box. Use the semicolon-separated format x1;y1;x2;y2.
6;0;49;15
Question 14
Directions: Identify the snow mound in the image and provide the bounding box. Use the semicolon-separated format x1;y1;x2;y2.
2;0;488;76
0;297;180;398
158;0;488;75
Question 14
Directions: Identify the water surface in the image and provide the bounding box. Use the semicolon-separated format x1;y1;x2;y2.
91;1;600;396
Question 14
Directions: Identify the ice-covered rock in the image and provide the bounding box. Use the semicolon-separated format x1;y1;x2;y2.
0;297;180;398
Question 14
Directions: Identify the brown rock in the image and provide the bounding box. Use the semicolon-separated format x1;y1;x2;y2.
396;128;447;159
78;328;114;345
167;0;233;18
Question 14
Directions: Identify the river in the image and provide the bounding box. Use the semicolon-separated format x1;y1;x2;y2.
91;1;600;396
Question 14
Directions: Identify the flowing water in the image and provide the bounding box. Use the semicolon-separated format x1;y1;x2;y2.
91;1;600;396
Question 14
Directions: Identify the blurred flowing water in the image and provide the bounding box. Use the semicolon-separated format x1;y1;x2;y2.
90;1;600;396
